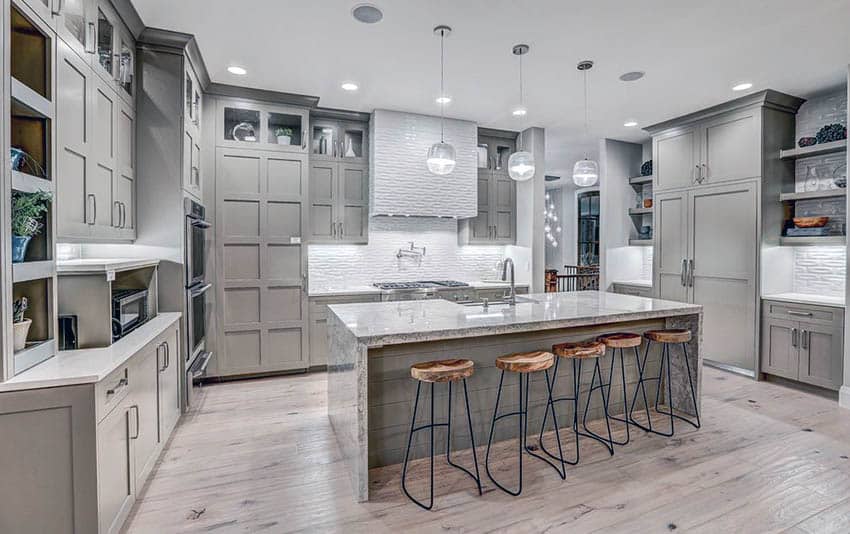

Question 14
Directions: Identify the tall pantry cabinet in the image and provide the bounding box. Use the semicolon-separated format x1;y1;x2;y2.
647;90;804;374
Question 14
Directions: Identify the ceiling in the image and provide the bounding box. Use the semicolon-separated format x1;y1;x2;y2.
133;0;850;178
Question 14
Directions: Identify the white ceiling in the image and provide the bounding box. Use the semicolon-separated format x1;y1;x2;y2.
133;0;850;178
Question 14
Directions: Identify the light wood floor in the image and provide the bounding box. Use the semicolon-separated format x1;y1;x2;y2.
124;367;850;533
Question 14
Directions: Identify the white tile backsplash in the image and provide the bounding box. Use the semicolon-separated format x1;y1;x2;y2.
308;217;512;290
792;246;845;297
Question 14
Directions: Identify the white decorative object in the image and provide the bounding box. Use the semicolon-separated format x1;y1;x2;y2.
345;139;357;158
573;60;599;187
427;25;456;176
508;150;535;181
13;318;31;351
277;135;291;145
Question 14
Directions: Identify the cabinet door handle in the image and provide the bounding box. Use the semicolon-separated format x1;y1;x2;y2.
701;163;707;182
791;328;798;348
86;22;96;54
302;127;307;149
339;222;344;238
787;310;813;317
51;0;63;16
688;259;695;287
87;194;96;225
694;165;700;184
131;405;140;439
193;95;200;126
681;259;687;286
801;330;809;350
106;377;128;396
122;202;127;228
114;201;121;227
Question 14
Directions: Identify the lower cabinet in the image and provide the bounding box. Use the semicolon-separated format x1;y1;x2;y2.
760;299;844;391
0;320;181;534
309;294;381;367
611;283;653;298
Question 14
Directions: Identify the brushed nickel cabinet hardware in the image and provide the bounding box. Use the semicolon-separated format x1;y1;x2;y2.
51;0;63;16
791;328;798;347
107;377;128;396
801;330;809;350
114;201;121;227
681;259;687;286
87;194;96;225
86;23;96;53
787;310;813;317
688;259;695;287
130;405;140;439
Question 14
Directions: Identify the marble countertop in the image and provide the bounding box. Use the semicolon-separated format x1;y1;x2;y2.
762;293;845;308
0;313;181;393
57;257;160;274
309;281;530;297
612;279;653;288
329;290;701;347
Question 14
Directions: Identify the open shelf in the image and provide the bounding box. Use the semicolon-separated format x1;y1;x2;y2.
629;239;653;246
13;260;56;283
11;99;51;181
628;174;653;186
12;169;52;193
13;339;56;375
780;236;846;246
11;76;51;118
628;207;653;216
779;189;846;202
780;139;847;160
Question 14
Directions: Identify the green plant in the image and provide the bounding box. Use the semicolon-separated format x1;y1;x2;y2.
13;297;28;323
275;127;294;137
11;190;51;237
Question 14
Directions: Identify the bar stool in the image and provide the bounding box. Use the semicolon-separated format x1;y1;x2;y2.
538;340;615;465
597;332;644;446
628;329;700;437
402;359;482;510
485;351;566;496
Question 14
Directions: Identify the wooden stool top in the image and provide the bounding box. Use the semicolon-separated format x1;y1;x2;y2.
645;329;692;344
552;340;606;359
410;359;474;383
598;332;642;349
495;351;554;373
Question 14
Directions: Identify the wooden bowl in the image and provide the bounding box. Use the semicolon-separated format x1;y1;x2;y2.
793;216;829;228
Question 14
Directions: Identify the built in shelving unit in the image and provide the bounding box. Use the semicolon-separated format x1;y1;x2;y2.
627;174;654;244
779;139;847;160
3;2;58;379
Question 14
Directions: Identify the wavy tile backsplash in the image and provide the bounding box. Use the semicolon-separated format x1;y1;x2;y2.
793;246;845;297
308;217;508;290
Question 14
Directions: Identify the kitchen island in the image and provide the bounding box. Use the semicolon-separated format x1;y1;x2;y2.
327;291;703;501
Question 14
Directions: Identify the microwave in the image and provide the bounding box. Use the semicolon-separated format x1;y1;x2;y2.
112;288;149;341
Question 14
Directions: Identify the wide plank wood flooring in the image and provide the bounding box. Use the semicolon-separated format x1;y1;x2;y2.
124;368;850;533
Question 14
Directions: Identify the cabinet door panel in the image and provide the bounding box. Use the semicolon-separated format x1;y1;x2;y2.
97;403;134;534
653;191;688;302
309;162;337;241
492;173;516;243
339;163;368;243
799;324;843;390
309;317;328;367
56;40;92;238
653;127;698;191
132;345;160;486
116;102;135;235
158;328;182;440
702;109;760;184
55;0;89;59
91;79;117;233
760;318;799;380
91;2;118;85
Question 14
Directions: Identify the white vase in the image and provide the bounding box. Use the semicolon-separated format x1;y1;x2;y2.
345;140;356;158
13;318;31;351
277;135;291;145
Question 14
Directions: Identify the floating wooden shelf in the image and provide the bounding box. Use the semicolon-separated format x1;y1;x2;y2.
13;260;56;283
779;139;847;160
11;76;52;118
780;236;846;246
628;207;653;216
629;239;653;246
11;170;52;193
628;174;653;186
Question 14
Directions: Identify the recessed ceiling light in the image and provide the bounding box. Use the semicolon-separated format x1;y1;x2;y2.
624;120;638;127
227;66;247;76
512;106;528;117
341;82;359;91
619;71;645;82
352;4;383;24
436;95;452;104
732;82;753;91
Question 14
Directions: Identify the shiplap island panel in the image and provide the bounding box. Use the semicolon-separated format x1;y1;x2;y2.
327;291;703;501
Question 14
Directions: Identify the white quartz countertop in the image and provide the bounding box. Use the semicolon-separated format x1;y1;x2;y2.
0;313;181;393
57;257;160;274
328;290;701;347
762;293;845;308
612;279;653;288
309;281;529;297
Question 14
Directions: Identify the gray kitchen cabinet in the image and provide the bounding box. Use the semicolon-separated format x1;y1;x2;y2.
131;342;160;488
91;75;117;234
308;294;381;367
183;59;203;199
18;0;54;29
761;300;844;390
460;131;517;245
310;117;369;164
309;161;369;243
115;24;135;106
115;100;135;237
55;0;91;59
217;98;308;153
90;0;119;86
700;108;760;184
97;398;135;534
653;126;699;191
158;329;181;440
611;283;653;298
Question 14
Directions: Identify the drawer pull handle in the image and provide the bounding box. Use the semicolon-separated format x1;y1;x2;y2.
107;377;128;396
787;311;813;317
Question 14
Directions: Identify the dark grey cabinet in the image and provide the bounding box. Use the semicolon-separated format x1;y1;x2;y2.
310;118;368;164
308;294;381;367
309;161;368;243
460;132;517;245
760;299;844;390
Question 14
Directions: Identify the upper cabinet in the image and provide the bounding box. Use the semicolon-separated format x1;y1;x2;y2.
54;0;91;59
183;60;203;199
311;119;368;163
217;99;308;153
459;131;517;245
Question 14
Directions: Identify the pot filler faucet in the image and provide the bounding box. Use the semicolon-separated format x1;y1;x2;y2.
502;258;516;306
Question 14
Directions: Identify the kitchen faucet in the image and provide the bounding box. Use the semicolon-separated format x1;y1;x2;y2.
501;258;516;306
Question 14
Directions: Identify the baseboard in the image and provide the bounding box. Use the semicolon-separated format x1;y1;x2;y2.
840;386;850;409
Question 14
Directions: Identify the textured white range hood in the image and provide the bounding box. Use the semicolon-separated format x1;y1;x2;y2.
370;109;477;218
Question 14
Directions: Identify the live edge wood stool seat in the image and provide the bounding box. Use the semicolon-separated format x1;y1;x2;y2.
628;329;700;438
402;359;482;510
597;333;644;446
486;351;566;496
538;340;615;466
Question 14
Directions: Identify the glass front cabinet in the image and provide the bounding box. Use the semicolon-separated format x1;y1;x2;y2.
311;119;368;163
217;99;309;153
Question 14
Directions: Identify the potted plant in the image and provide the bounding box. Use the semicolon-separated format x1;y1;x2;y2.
275;127;294;145
12;297;30;351
11;190;51;263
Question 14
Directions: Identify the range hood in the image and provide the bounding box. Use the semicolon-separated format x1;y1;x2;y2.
370;109;477;218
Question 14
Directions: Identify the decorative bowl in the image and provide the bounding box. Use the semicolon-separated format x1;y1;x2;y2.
798;136;817;148
793;216;829;228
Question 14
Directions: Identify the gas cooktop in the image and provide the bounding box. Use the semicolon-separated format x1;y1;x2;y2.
372;280;470;290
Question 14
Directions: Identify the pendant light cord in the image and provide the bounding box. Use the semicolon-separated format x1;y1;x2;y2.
519;52;524;108
583;68;588;159
439;29;445;142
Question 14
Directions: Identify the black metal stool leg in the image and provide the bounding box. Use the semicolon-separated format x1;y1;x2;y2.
629;340;662;435
654;342;701;431
604;347;632;446
486;370;524;496
401;381;433;510
538;357;582;466
524;370;566;479
581;359;614;455
445;380;484;493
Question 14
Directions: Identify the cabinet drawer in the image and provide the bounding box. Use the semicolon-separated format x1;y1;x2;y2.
310;294;381;318
95;365;131;423
764;300;843;327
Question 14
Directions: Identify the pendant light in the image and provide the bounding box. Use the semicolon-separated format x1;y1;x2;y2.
573;60;599;187
508;44;536;182
427;25;456;176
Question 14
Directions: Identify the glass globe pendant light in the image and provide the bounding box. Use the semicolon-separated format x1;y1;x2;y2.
573;60;599;187
427;25;456;176
508;44;536;182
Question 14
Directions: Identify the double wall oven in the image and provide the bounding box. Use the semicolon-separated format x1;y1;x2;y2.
185;199;213;401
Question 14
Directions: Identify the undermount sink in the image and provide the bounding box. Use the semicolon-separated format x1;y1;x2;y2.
463;296;539;307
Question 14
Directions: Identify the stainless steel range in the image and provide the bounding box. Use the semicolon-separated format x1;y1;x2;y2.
373;280;469;301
